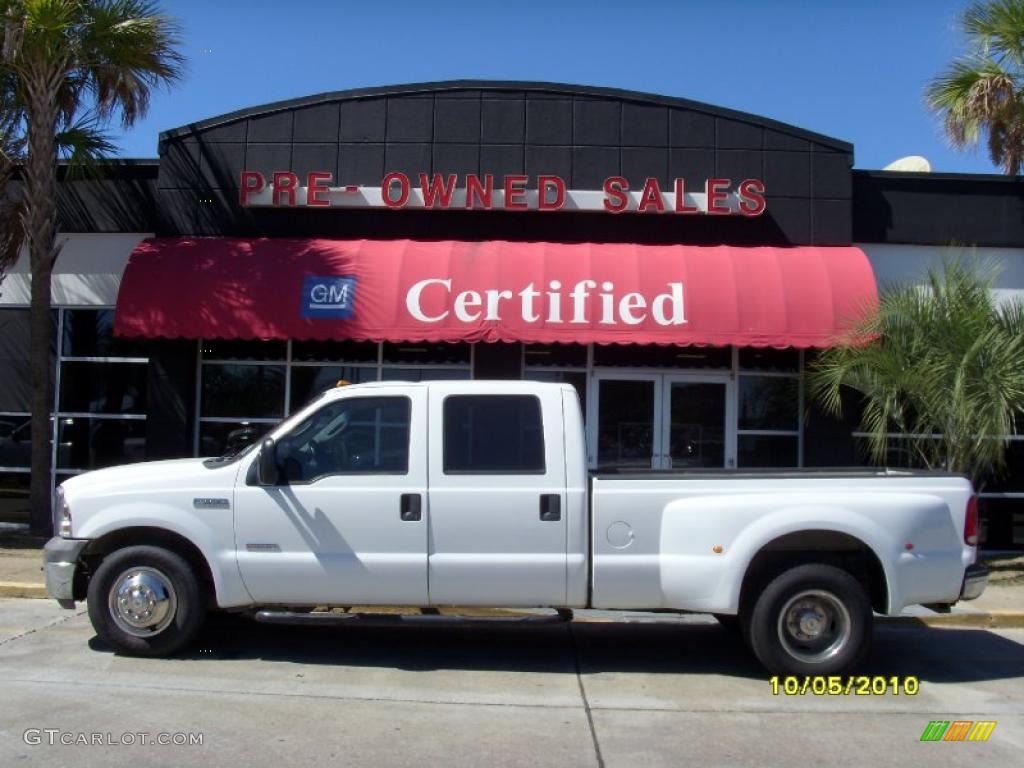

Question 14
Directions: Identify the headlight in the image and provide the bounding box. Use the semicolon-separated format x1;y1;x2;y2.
55;486;72;538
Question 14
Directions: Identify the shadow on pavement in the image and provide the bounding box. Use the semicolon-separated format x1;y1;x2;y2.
86;614;1024;683
867;624;1024;682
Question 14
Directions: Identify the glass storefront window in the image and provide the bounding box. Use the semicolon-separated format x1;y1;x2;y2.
0;415;31;468
738;376;799;431
56;417;147;470
62;309;147;358
289;365;379;411
382;342;470;365
975;440;1024;493
593;344;730;369
198;421;271;458
380;367;471;382
201;339;287;361
201;364;285;419
524;344;587;368
0;471;30;520
597;379;655;468
852;435;933;470
0;309;54;413
738;434;799;468
58;361;148;414
291;340;378;363
738;348;799;372
524;370;587;414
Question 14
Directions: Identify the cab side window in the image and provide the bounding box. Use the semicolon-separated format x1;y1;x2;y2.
277;396;410;482
443;395;544;473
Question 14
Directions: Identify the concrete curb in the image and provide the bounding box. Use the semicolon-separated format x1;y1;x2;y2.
876;611;1024;629
0;582;48;599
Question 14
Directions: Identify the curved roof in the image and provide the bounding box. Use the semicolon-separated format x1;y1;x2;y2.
159;79;852;152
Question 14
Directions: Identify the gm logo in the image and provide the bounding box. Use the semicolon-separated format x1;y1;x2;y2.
302;276;356;319
920;720;996;742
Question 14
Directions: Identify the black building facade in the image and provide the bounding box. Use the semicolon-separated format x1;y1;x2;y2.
1;81;1022;546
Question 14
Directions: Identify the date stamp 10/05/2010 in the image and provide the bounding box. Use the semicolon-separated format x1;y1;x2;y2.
768;676;920;696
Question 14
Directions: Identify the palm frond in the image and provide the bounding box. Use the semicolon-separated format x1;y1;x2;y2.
963;0;1024;66
78;0;184;127
808;259;1024;486
926;0;1024;174
55;111;115;177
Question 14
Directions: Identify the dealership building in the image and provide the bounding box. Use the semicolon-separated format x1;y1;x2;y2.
1;81;1022;546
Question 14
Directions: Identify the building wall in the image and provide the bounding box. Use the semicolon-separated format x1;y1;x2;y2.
155;81;854;246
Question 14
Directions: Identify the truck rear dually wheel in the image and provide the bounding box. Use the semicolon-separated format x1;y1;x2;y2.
745;563;872;676
87;545;206;656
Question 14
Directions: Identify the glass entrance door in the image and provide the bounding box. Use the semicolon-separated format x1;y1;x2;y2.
592;373;734;470
595;375;659;469
662;378;732;469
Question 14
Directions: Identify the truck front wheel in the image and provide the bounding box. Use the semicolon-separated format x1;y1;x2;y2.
745;563;872;676
87;545;207;656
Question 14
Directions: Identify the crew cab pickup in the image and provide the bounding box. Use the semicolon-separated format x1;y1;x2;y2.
43;381;988;674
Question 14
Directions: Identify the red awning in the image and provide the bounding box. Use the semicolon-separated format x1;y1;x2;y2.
113;238;877;348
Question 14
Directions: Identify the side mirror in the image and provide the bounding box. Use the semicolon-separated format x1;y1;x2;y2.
257;438;279;486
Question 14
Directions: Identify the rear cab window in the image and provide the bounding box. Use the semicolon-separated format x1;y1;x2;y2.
442;395;545;474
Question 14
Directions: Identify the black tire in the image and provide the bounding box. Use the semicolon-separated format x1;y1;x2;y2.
744;563;872;676
87;545;207;656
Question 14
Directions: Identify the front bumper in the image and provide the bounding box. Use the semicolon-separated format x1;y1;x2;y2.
959;563;989;601
42;537;89;608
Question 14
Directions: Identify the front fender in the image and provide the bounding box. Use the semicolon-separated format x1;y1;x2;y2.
74;505;252;608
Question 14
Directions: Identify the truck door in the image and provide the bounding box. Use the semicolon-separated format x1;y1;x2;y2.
426;385;568;606
233;389;428;605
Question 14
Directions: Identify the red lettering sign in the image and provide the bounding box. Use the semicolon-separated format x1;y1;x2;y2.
637;178;665;213
466;174;494;209
420;173;458;208
306;172;332;207
738;178;767;216
272;171;298;207
236;170;767;215
538;175;566;211
706;178;731;215
382;172;410;208
239;171;265;206
603;177;629;213
504;175;529;210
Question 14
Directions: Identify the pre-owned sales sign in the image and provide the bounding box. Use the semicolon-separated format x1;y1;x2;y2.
238;171;767;216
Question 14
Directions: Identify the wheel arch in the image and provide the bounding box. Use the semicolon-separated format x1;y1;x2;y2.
738;529;889;617
77;527;216;604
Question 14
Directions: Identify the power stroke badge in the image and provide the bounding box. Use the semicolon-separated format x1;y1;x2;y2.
302;276;357;320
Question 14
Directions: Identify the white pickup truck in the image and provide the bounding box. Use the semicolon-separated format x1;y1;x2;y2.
44;380;987;675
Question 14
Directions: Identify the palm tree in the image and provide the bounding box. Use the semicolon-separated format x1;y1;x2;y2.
0;65;24;293
926;0;1024;174
1;0;183;534
808;261;1024;488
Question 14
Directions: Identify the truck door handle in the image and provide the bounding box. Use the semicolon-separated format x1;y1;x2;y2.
400;493;421;522
539;494;561;522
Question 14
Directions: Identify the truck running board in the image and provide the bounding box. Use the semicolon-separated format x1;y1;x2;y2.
252;608;573;627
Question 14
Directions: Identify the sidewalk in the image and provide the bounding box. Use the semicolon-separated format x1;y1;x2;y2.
2;534;1023;626
0;534;48;598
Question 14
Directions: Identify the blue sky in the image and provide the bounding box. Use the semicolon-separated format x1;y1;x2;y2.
111;0;995;173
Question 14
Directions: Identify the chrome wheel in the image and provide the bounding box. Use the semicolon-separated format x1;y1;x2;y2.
107;566;178;638
776;589;851;664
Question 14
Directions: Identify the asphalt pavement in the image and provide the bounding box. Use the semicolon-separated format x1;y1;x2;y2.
1;598;1021;767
